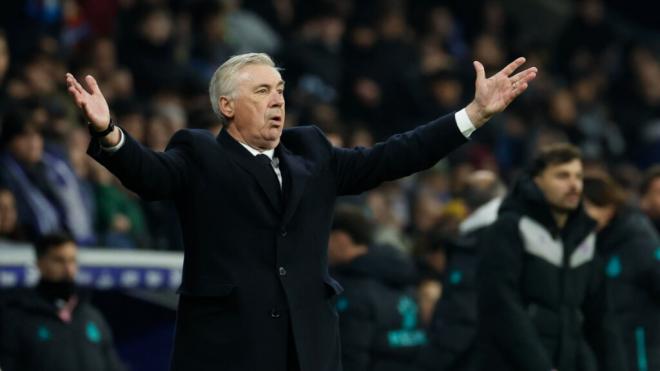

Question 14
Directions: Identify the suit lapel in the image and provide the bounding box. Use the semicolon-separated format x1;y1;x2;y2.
278;144;311;226
217;129;282;213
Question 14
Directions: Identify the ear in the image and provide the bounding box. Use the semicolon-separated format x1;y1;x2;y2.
219;96;234;119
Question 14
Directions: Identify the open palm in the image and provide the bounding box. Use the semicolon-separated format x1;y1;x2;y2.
65;73;110;131
468;57;537;127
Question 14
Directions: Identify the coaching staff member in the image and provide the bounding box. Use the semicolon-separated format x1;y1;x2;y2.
65;53;536;371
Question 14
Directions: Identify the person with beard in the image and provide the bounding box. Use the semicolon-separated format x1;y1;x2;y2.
477;143;625;371
328;206;424;371
640;165;660;234
0;232;124;371
583;174;660;371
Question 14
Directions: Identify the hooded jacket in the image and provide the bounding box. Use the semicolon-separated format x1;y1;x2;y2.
477;175;625;371
596;208;660;371
331;244;424;371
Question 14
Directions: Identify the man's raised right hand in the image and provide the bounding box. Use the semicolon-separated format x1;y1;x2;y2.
66;73;120;146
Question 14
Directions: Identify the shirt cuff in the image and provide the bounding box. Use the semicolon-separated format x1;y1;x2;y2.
455;108;476;139
99;128;126;152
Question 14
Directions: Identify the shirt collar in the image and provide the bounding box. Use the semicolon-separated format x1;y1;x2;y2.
239;142;275;160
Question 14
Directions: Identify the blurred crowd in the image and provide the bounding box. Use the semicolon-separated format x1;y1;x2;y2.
0;0;659;250
0;0;659;370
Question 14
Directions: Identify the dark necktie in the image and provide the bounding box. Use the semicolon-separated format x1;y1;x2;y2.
255;154;282;208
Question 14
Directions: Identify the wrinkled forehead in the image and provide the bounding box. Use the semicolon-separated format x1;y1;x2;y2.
235;64;284;88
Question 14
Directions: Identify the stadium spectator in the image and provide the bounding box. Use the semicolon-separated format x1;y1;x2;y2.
583;174;660;371
640;165;660;234
0;187;27;241
0;107;95;244
0;232;125;371
329;205;424;371
478;143;625;371
416;170;505;371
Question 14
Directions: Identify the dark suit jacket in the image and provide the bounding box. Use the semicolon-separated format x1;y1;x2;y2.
87;113;466;371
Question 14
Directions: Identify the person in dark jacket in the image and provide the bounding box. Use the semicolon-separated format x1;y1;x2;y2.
0;232;124;371
478;143;625;371
329;206;424;371
640;165;660;234
583;174;660;371
416;170;505;371
66;52;537;371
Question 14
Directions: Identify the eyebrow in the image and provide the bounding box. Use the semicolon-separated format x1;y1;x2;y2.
254;81;285;90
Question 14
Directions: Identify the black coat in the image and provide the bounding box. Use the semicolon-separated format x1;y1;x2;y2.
0;289;124;371
88;114;466;371
477;175;625;371
596;208;660;371
331;244;423;371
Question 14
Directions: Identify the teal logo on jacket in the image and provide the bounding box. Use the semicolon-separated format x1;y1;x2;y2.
655;248;660;261
606;256;621;278
86;321;101;343
635;326;648;371
37;325;51;341
449;270;463;285
336;297;349;313
387;296;427;347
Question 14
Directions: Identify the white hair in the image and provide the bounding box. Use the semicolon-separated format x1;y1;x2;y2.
209;53;276;126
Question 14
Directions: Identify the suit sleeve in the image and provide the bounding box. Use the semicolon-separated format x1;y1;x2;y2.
581;257;627;371
331;113;467;196
477;216;554;370
87;128;195;201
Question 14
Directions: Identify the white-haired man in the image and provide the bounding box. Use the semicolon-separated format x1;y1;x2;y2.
66;53;536;371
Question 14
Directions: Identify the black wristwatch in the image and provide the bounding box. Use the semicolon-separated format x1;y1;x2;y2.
88;118;116;138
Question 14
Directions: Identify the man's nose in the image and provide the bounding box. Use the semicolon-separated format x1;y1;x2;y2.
270;91;285;106
570;178;581;192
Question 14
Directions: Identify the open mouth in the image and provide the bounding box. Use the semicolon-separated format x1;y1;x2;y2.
269;116;283;125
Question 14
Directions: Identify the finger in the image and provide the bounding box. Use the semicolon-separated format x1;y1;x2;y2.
68;90;89;111
70;74;90;96
509;67;538;85
66;78;86;101
473;61;486;81
65;73;85;96
85;75;104;97
511;82;529;98
67;86;83;107
500;57;526;77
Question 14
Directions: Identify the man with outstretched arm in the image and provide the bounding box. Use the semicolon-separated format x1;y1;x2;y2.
66;53;536;371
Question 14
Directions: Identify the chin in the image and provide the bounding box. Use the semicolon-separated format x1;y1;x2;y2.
267;129;283;140
553;203;579;214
